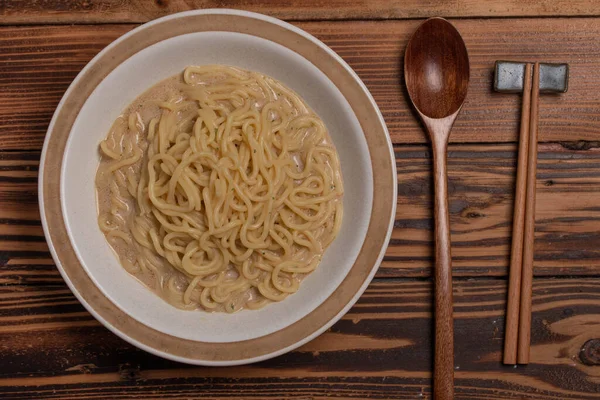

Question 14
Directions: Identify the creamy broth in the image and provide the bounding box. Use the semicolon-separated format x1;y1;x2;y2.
96;65;343;313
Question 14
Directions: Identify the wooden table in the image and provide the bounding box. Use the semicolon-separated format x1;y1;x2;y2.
2;2;600;399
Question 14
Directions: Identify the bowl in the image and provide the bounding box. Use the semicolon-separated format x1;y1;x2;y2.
39;9;396;365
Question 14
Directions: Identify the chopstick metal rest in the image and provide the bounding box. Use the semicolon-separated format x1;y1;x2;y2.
494;61;569;364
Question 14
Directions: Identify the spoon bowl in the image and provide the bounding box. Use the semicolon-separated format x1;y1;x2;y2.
405;17;470;119
404;17;470;400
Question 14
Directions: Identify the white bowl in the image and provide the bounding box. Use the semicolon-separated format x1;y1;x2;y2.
39;9;396;365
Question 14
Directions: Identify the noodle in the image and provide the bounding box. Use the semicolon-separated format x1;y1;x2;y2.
95;65;343;313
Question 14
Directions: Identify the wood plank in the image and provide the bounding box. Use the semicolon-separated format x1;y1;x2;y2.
391;142;600;277
2;142;600;279
1;19;600;150
0;279;599;399
2;0;600;24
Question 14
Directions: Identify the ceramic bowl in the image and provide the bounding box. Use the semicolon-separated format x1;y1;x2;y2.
39;9;396;365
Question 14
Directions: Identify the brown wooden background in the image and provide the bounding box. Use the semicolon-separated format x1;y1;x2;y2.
1;1;600;399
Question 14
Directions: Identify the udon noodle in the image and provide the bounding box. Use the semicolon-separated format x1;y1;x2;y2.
96;65;343;312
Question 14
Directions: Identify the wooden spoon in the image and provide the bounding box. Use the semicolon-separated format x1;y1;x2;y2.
404;17;470;400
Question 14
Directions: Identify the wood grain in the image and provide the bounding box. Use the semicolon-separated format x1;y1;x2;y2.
1;1;599;398
0;278;599;399
393;142;600;277
2;143;600;279
2;0;600;24
2;19;600;150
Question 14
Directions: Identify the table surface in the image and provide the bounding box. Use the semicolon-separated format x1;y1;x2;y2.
1;1;600;399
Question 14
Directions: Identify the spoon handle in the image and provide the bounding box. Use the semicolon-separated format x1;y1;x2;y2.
430;130;455;400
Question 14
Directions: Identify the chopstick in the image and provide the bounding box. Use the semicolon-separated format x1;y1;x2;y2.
503;63;533;365
504;62;539;365
517;62;540;364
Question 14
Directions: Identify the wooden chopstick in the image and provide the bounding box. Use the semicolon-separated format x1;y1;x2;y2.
503;62;533;365
517;62;541;364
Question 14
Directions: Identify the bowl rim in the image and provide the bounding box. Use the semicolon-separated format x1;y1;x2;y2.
38;8;397;366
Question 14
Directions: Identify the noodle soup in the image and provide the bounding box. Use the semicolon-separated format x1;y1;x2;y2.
96;65;343;313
